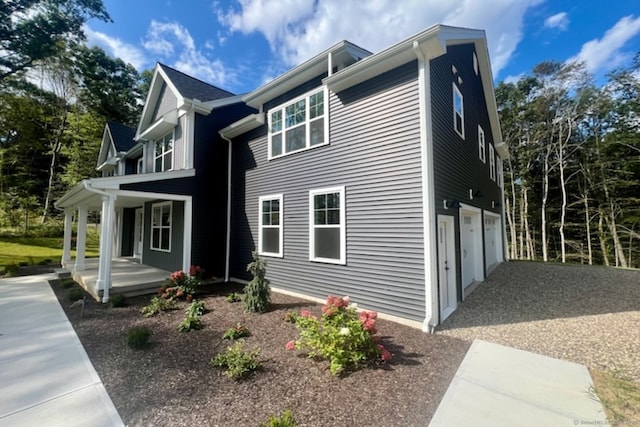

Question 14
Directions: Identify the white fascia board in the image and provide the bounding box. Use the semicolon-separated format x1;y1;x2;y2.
219;113;265;139
242;40;354;109
138;109;179;141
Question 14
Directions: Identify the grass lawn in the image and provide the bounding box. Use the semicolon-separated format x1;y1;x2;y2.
591;368;640;424
0;232;100;270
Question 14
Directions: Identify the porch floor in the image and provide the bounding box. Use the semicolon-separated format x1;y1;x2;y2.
64;258;170;301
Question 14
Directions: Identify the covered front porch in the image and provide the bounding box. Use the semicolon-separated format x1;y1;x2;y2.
61;257;171;301
55;174;194;303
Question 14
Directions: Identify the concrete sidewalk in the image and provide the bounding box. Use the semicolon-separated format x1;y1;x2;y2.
0;274;124;427
429;339;608;426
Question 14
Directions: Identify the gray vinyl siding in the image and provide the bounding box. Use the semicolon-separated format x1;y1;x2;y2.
231;61;426;322
142;200;184;272
152;83;177;122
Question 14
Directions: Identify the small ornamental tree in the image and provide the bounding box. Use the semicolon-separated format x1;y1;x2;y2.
244;251;270;313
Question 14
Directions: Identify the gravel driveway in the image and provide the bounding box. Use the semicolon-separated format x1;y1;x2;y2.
437;261;640;382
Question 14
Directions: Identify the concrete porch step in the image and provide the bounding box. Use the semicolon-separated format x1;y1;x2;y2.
54;269;71;280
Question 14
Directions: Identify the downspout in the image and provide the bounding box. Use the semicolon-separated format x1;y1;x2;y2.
413;40;438;333
220;133;233;283
83;181;115;303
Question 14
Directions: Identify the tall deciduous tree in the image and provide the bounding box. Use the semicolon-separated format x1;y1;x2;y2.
0;0;110;82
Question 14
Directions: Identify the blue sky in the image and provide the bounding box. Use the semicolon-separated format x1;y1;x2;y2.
85;0;640;94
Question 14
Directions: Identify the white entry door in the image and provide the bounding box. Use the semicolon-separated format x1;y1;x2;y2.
438;215;457;321
133;208;143;259
484;215;498;269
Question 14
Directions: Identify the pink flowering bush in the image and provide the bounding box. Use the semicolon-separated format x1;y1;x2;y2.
158;265;204;301
286;295;392;375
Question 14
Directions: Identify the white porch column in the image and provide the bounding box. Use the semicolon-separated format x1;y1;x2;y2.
74;205;88;271
182;198;193;272
96;194;115;302
61;209;73;267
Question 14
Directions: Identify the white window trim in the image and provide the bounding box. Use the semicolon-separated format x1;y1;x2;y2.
150;201;172;252
496;156;503;188
478;125;486;163
268;87;329;160
309;186;346;265
258;194;284;258
453;83;464;139
489;144;496;181
154;131;174;173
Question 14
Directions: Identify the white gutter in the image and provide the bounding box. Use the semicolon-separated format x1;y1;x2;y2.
219;134;233;283
413;40;439;333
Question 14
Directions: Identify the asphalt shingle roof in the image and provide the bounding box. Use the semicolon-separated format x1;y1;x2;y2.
159;63;235;102
107;121;136;152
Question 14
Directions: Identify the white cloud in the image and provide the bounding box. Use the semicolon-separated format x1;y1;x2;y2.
217;0;542;79
569;15;640;73
142;20;235;87
503;73;525;84
83;25;148;69
544;12;569;31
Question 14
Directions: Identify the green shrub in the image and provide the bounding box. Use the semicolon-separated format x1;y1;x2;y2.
286;295;392;375
177;300;207;332
18;261;28;267
260;409;298;427
68;288;84;302
140;295;177;317
244;251;270;313
3;263;19;276
210;341;261;380
126;326;150;349
38;258;52;265
60;278;75;289
222;323;250;340
110;294;128;308
283;311;297;323
226;292;242;303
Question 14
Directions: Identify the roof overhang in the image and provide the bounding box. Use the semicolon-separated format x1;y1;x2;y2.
219;113;265;139
138;109;179;141
242;41;371;109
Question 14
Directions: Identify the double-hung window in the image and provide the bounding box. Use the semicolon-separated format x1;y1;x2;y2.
478;125;486;163
489;144;496;181
496;156;503;188
154;132;173;172
309;186;345;264
259;194;283;257
269;88;327;158
453;84;464;138
151;202;171;252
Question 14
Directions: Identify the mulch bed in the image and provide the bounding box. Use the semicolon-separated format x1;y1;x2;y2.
48;279;469;427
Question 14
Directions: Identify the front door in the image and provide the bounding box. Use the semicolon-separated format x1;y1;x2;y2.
438;215;457;321
133;208;143;260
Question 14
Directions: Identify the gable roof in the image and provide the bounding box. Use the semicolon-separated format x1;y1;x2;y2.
107;121;136;152
158;63;235;102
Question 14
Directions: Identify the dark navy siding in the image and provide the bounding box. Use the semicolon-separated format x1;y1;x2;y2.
120;208;135;256
142;200;184;271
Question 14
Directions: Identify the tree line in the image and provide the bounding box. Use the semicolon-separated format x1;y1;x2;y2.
1;1;639;268
497;58;640;268
0;0;149;230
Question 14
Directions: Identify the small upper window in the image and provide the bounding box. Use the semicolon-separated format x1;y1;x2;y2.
478;125;486;163
259;194;283;257
269;88;327;158
496;156;503;188
154;132;173;172
489;144;496;181
473;52;479;75
453;84;464;139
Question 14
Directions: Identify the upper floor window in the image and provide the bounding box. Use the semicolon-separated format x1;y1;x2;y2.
259;194;283;257
309;186;345;265
496;156;503;188
154;132;173;172
453;84;464;138
489;144;496;181
151;202;172;252
269;88;327;159
478;125;486;163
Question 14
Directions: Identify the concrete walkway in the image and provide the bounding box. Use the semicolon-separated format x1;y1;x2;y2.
429;339;608;427
0;274;124;427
